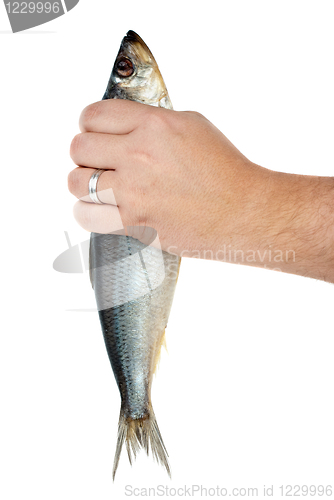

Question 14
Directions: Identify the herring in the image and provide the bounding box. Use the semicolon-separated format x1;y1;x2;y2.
89;30;180;480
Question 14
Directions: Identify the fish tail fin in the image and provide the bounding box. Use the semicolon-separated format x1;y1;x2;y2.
112;405;171;480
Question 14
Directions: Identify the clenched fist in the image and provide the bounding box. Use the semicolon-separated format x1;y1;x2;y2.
68;99;334;282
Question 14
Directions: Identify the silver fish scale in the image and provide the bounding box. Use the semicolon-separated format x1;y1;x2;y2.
90;234;179;419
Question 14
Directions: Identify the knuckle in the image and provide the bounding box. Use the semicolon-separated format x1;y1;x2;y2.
79;103;100;130
67;168;81;196
123;191;148;227
134;197;150;226
147;109;170;130
124;209;147;228
190;110;204;119
172;110;207;136
136;213;149;226
180;110;207;131
183;110;204;119
70;133;83;160
127;137;152;166
132;147;152;166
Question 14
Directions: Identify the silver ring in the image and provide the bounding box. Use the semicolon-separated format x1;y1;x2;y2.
88;169;105;204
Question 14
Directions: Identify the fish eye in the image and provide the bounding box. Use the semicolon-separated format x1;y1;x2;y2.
115;57;134;77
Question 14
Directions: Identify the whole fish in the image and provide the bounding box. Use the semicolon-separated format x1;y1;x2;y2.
89;30;181;480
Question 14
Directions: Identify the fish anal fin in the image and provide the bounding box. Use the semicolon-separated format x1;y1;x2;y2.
152;329;168;375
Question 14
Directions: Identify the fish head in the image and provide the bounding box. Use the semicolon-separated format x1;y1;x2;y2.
103;30;172;109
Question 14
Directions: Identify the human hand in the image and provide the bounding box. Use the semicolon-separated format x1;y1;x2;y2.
68;100;269;251
68;99;334;282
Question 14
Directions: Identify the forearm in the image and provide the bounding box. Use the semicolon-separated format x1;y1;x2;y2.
220;167;334;283
69;101;334;284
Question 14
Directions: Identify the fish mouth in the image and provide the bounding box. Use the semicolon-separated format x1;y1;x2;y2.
121;30;155;61
124;30;144;44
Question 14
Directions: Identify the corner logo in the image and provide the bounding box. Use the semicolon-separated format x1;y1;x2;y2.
3;0;79;33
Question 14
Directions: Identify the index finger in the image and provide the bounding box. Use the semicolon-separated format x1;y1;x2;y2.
79;99;153;134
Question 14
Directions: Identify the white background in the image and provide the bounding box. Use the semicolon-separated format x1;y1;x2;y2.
1;1;334;498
